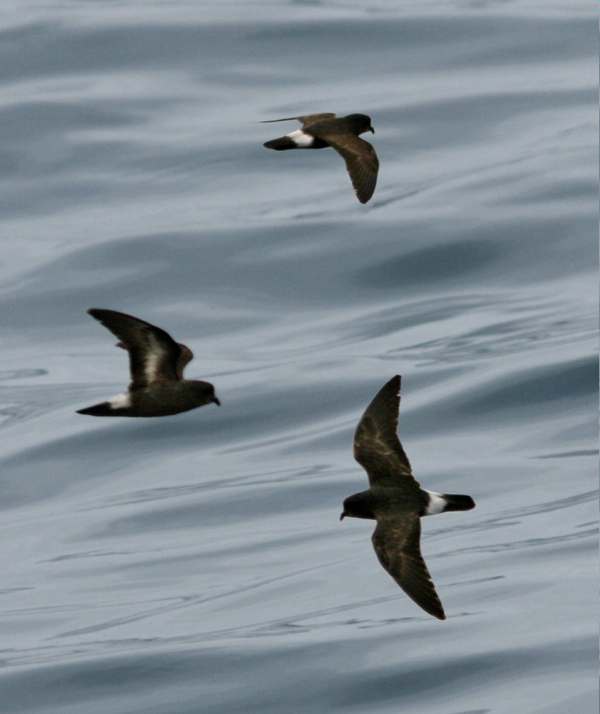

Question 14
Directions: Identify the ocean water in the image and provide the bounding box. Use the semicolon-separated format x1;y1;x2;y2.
0;2;597;712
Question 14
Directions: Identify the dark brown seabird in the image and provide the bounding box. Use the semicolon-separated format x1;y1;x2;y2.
340;375;475;619
77;309;220;417
262;113;379;204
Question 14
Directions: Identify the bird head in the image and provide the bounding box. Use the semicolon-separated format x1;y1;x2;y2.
346;113;375;135
339;492;375;521
209;385;221;406
193;381;221;407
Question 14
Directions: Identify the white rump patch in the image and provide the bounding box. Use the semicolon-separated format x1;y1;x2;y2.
109;392;131;410
424;491;447;516
286;129;314;148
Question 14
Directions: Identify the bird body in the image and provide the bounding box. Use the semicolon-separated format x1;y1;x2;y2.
262;112;379;203
77;309;220;418
341;376;475;619
342;487;475;520
78;379;218;417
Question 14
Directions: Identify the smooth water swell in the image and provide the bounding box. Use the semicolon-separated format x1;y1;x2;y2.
0;2;597;713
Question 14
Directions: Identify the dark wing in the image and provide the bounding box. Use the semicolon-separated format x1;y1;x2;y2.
175;343;194;379
261;113;336;127
353;375;416;487
88;308;192;389
299;113;337;127
372;515;445;620
314;132;378;203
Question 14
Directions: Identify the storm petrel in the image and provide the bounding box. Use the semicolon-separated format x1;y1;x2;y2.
262;113;379;204
77;309;220;417
340;375;475;619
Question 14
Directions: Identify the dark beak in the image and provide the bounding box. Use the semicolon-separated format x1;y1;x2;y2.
339;512;345;521
212;396;221;406
369;127;375;134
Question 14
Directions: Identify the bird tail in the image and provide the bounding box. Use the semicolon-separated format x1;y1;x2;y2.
263;137;297;151
441;494;476;512
76;401;115;417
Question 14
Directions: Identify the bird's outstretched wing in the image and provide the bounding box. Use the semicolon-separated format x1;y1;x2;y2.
353;375;416;486
261;113;336;127
316;132;379;203
88;309;193;389
372;514;445;620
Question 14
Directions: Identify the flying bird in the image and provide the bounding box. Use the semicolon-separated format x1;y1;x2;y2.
77;309;220;417
340;375;475;619
262;113;379;204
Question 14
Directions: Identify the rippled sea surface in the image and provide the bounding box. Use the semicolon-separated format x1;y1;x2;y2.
0;2;597;712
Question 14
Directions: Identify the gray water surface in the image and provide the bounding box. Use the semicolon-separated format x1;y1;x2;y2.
0;2;597;713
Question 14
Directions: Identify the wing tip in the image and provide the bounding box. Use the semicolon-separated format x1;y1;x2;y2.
356;186;376;204
88;307;120;324
88;308;138;325
386;374;401;393
260;116;297;124
414;588;446;621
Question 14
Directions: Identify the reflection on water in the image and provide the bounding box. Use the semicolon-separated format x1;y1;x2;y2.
0;1;596;713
